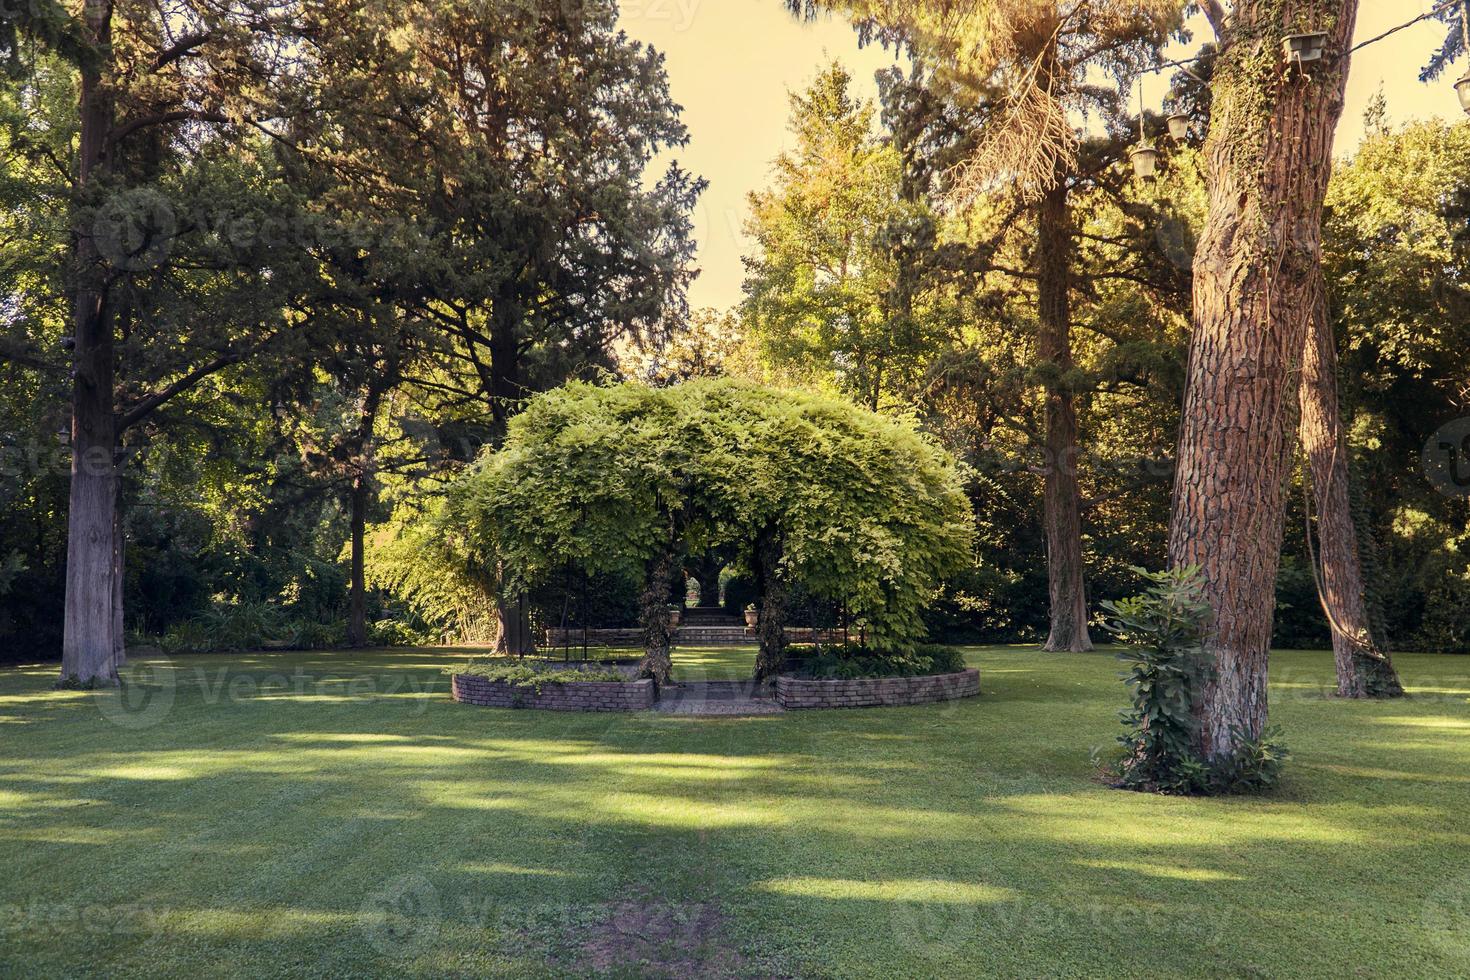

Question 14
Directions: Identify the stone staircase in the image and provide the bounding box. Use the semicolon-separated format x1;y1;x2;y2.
676;606;750;644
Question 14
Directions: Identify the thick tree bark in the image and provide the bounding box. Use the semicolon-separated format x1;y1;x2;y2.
61;0;120;685
1300;300;1403;698
752;529;788;682
639;549;678;686
1036;184;1092;653
1169;0;1361;760
346;476;369;647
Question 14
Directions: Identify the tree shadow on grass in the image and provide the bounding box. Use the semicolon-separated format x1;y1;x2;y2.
1;647;1469;976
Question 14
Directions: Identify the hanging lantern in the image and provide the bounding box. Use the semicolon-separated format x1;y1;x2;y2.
1166;113;1191;142
1129;141;1160;181
1458;67;1470;117
1282;32;1328;66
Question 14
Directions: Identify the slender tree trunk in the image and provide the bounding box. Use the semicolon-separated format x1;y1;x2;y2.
752;529;787;681
1036;185;1092;652
112;486;125;668
1169;0;1361;760
345;378;388;649
61;1;119;685
492;562;535;655
1300;299;1403;697
639;549;678;686
346;475;368;647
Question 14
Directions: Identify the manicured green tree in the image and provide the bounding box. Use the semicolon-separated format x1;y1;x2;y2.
726;383;974;678
449;383;698;684
445;379;973;684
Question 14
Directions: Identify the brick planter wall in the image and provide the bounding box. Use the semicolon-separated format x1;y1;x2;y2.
451;673;655;711
774;668;979;709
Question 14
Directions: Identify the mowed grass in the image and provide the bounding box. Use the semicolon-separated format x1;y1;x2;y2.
2;645;1468;978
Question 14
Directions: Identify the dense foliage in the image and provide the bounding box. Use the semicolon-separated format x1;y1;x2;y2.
782;642;967;679
443;379;974;676
1102;568;1288;795
1;3;1467;679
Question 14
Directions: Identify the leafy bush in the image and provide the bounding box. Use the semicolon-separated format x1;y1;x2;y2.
1101;566;1288;795
288;619;347;650
783;642;967;679
448;659;629;692
157;603;362;653
160;602;294;653
367;619;431;647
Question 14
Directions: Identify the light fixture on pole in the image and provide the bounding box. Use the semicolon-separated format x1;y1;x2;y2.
1166;112;1191;143
1130;79;1160;181
1282;31;1328;67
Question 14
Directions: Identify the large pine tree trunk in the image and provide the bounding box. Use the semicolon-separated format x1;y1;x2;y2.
1169;0;1361;760
1036;185;1092;653
638;550;678;686
346;476;368;647
1300;299;1403;698
60;1;120;685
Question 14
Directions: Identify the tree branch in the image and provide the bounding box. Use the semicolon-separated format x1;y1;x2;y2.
150;31;213;72
117;350;248;432
1198;1;1227;41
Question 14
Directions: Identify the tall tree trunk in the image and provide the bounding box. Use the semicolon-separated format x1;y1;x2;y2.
639;549;678;686
61;0;119;685
1036;185;1092;653
488;299;522;442
112;485;125;668
1169;0;1361;760
752;528;787;682
1300;299;1403;697
346;475;368;647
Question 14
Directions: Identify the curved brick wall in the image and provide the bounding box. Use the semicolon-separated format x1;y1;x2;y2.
451;673;655;711
774;668;979;709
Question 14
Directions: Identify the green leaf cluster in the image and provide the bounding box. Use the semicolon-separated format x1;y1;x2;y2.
445;378;974;648
1102;566;1288;795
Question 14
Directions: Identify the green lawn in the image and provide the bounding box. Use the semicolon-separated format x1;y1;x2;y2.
2;645;1468;978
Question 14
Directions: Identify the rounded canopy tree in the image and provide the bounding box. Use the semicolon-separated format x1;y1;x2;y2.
445;378;973;684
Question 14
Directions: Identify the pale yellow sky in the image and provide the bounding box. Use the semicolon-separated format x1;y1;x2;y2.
620;2;1461;313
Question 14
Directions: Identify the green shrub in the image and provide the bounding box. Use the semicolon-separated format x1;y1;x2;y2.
448;659;628;692
367;619;431;647
783;642;966;679
287;619;347;650
1101;566;1288;795
160;602;293;653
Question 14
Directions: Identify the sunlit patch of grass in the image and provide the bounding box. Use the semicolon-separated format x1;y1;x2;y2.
0;645;1467;977
756;876;1013;903
1074;859;1245;882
